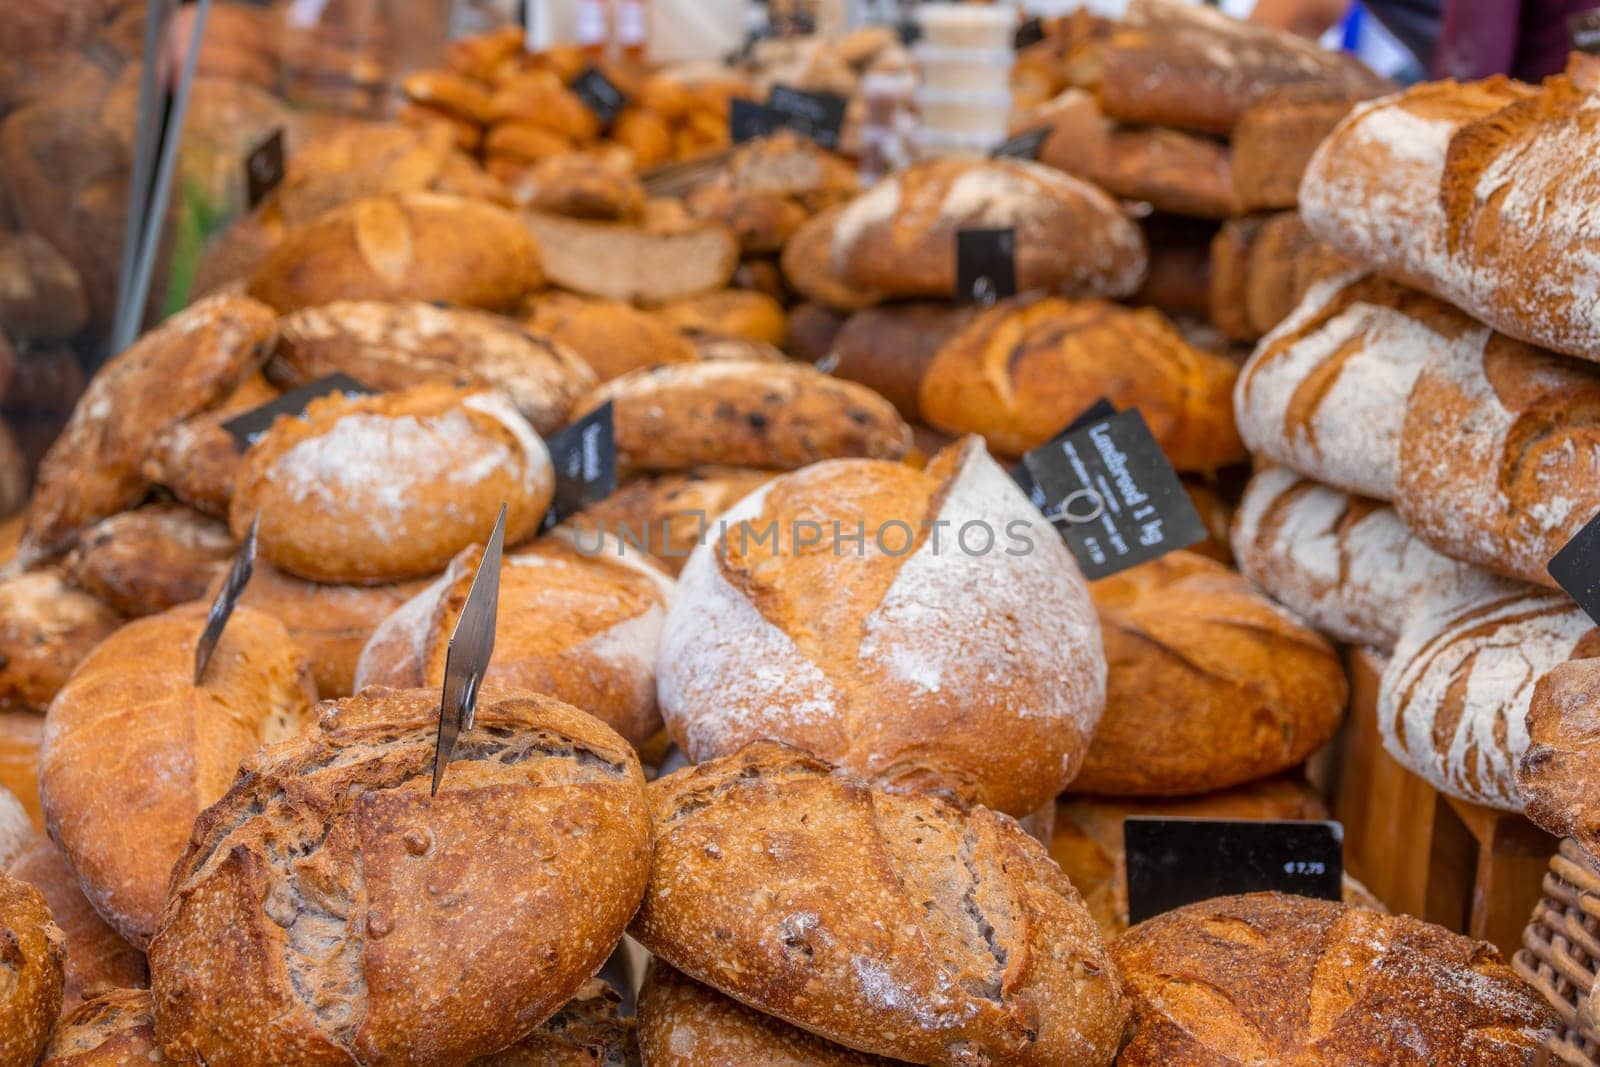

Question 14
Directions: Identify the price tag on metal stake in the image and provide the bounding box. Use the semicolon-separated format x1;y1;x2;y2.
432;506;506;796
194;513;258;685
541;402;618;531
222;374;374;450
955;228;1017;306
245;127;286;209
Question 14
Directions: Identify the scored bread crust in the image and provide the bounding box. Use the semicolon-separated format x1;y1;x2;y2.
562;469;777;577
37;987;161;1066
231;383;555;584
0;869;65;1066
148;687;653;1067
634;743;1129;1066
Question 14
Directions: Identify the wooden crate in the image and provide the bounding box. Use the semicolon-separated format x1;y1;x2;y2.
1333;648;1557;958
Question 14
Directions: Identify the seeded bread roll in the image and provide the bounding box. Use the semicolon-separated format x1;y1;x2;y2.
1073;552;1346;797
41;602;318;949
231;383;555;584
148;687;653;1066
470;979;638;1066
920;294;1244;469
633;743;1128;1066
249;193;544;313
780;206;885;313
522;292;698;382
0;869;64;1066
523;213;739;305
577;361;910;474
562;469;777;577
355;537;674;747
142;372;279;520
659;437;1105;817
652;289;787;349
37;988;162;1066
826;303;976;423
0;711;44;828
831;158;1147;301
1112;893;1554;1064
18;294;276;566
62;505;234;618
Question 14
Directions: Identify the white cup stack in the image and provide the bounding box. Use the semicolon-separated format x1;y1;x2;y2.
914;2;1016;157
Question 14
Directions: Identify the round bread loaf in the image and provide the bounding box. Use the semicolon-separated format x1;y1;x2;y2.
659;436;1105;816
142;373;280;520
828;302;977;423
685;132;859;254
831;158;1147;300
633;742;1128;1066
1112;892;1555;1064
62;505;234;618
0;869;64;1064
652;289;787;348
685;184;807;255
355;537;674;747
271;300;596;435
1521;656;1600;853
564;468;776;577
522;291;698;382
577;361;910;474
231;384;555;584
148;686;653;1066
0;570;119;713
0;710;44;828
470;979;638;1066
513;154;646;221
919;294;1245;467
1072;551;1347;796
786;301;848;364
781;205;886;312
248;193;543;313
638;963;897;1066
37;988;161;1066
40;602;318;949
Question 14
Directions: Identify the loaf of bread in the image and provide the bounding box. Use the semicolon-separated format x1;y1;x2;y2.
633;742;1128;1065
18;293;275;566
1098;0;1390;136
0;711;43;828
142;372;279;519
1231;468;1469;651
1231;84;1370;212
522;291;698;381
659;437;1105;816
0;869;63;1066
1379;569;1598;811
1073;551;1346;796
652;289;785;350
41;601;318;948
781;204;885;312
0;230;87;341
638;963;896;1066
523;212;739;305
684;133;859;256
563;469;775;577
512;153;646;221
1397;334;1600;589
826;302;976;423
1210;214;1359;344
577;361;910;474
1115;892;1554;1063
271;300;596;435
61;505;233;618
0;568;122;716
270;122;457;227
148;686;652;1066
1209;215;1265;343
1521;657;1600;851
36;988;161;1066
920;294;1244;469
470;979;639;1066
231;384;555;584
1130;214;1215;318
249;193;543;313
831;157;1147;300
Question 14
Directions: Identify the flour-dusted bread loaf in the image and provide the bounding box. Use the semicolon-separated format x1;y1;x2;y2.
780;204;886;312
522;291;698;382
1521;658;1600;851
562;469;776;578
1097;0;1390;136
638;963;896;1066
249;192;543;313
19;293;276;566
148;687;653;1066
41;602;318;949
1231;84;1371;212
1397;334;1600;589
659;437;1105;817
633;743;1129;1066
1236;273;1476;500
356;536;674;747
1112;892;1555;1064
1073;552;1346;797
470;979;639;1066
271;300;596;435
61;505;234;618
37;988;162;1066
231;383;555;583
1379;569;1599;811
920;294;1244;469
143;372;279;520
0;711;44;828
0;869;64;1066
0;571;119;714
1231;468;1469;651
523;212;739;305
826;302;976;423
577;361;910;474
831;157;1147;301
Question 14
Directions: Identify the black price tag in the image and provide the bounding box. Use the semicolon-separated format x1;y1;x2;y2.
222;373;373;449
1014;16;1045;49
245;128;286;210
1022;407;1206;580
432;506;505;795
1549;510;1600;623
955;228;1017;306
1009;398;1115;507
1124;818;1344;927
542;401;618;531
1573;10;1600;53
766;85;848;150
896;20;922;45
992;126;1049;161
571;66;627;126
194;514;258;685
730;98;779;143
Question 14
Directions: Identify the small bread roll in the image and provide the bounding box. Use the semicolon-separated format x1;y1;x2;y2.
470;979;638;1065
142;373;280;519
523;292;699;381
0;870;64;1066
37;988;161;1066
41;603;318;948
62;505;235;618
231;384;555;584
0;571;120;713
652;289;787;348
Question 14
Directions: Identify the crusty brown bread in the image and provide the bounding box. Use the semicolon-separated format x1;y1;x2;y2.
1112;892;1555;1064
831;157;1146;300
148;687;653;1066
633;742;1129;1066
684;132;859;255
231;383;555;584
780;205;885;312
355;537;675;747
511;154;646;221
0;868;64;1065
249;193;543;313
41;602;318;949
18;293;275;566
1521;658;1600;852
523;212;738;305
1209;215;1266;344
61;505;234;618
1073;552;1347;796
271;300;596;436
0;570;119;713
469;979;638;1066
0;230;88;341
563;469;776;577
576;361;910;474
268;122;459;228
652;289;787;349
142;372;280;520
637;963;896;1066
659;437;1105;817
0;711;44;829
919;294;1245;469
827;303;976;423
0;788;27;867
37;988;162;1066
1231;84;1369;212
522;291;698;382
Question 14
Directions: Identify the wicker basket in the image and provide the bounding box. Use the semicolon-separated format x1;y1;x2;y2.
1516;838;1600;1066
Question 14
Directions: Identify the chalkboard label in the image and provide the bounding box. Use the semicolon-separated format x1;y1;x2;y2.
542;401;618;530
767;84;848;150
955;228;1017;306
1549;510;1600;623
730;98;780;143
992;126;1049;161
245;128;285;209
571;65;626;126
222;374;373;449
